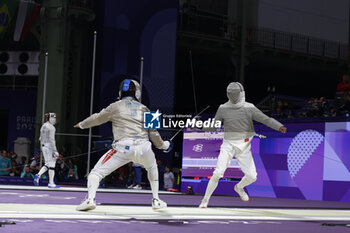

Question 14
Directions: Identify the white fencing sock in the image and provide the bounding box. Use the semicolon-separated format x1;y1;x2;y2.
48;168;55;184
37;166;48;177
87;174;100;200
203;174;221;200
147;167;159;200
237;175;257;189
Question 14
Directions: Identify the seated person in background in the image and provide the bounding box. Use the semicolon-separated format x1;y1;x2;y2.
345;94;350;112
0;150;12;176
283;101;290;110
30;152;41;174
67;159;79;180
163;166;174;190
9;160;20;176
21;165;34;178
18;156;27;173
9;152;17;162
57;157;69;181
336;74;350;93
287;110;294;118
329;106;338;117
276;100;284;110
275;107;286;118
316;97;327;116
339;94;350;115
306;97;322;117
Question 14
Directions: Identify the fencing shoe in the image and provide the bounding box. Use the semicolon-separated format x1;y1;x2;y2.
33;174;40;186
76;198;96;211
133;184;142;190
152;198;167;210
48;183;60;188
199;198;209;208
234;185;249;202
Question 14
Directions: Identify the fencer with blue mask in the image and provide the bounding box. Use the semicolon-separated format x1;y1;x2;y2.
74;79;172;211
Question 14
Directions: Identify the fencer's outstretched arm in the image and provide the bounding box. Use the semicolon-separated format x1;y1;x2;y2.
76;105;112;129
251;105;285;132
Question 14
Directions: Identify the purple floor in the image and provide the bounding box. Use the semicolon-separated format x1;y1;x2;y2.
1;189;350;209
1;219;350;233
1;187;350;233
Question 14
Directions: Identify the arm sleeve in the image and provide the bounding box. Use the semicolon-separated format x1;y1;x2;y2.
50;127;58;152
148;129;165;149
80;104;113;129
30;160;36;167
201;107;223;132
251;105;283;131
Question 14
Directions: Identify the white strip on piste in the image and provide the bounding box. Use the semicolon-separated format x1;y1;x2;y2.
0;204;350;221
184;132;224;139
0;185;179;195
182;158;240;168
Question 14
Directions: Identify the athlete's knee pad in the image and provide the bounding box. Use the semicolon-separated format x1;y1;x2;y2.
45;160;56;168
144;161;157;173
88;173;102;182
211;171;223;181
245;173;257;183
213;162;228;179
145;165;158;182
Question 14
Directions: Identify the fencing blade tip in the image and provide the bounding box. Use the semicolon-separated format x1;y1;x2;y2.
255;133;267;139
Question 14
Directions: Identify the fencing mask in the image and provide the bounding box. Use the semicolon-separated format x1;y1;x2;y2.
45;113;57;125
227;82;245;104
119;79;141;101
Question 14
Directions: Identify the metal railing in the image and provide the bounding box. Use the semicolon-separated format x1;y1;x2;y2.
247;28;349;60
179;11;349;60
69;0;93;9
0;76;38;90
257;93;308;111
179;9;230;38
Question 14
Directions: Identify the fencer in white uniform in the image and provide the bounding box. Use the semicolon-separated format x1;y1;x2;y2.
34;113;60;188
75;79;172;211
199;82;287;208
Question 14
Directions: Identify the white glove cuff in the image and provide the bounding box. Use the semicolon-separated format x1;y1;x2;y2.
161;141;170;150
